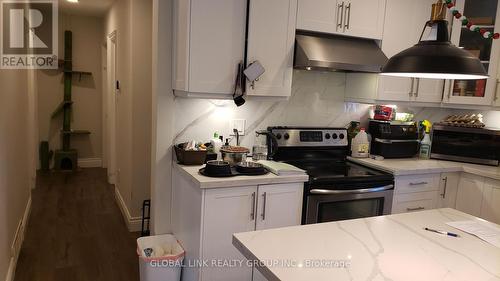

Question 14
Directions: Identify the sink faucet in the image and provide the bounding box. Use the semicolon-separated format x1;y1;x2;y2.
233;128;240;146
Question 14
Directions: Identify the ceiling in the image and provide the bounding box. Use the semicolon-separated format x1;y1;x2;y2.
59;0;115;17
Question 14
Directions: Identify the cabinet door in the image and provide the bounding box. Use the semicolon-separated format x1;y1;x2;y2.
186;0;246;94
444;0;500;106
392;191;438;214
297;0;342;35
246;0;297;97
255;183;303;231
415;78;445;103
202;186;257;281
343;0;386;40
455;173;485;217
480;179;500;224
437;172;460;208
378;0;444;102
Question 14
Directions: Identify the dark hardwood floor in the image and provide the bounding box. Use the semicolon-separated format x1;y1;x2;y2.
14;168;140;281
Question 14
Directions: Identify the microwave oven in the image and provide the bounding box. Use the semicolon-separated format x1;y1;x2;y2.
431;125;500;166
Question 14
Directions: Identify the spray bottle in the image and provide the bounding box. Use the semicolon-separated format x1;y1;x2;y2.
419;120;432;159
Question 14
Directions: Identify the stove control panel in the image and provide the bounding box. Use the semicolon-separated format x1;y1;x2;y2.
269;127;348;147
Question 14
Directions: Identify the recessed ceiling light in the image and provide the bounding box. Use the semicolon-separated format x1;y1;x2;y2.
66;0;79;3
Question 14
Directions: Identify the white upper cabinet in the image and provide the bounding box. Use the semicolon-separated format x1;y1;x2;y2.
297;0;386;40
444;0;500;106
377;0;445;102
173;0;246;96
173;0;297;98
246;0;297;97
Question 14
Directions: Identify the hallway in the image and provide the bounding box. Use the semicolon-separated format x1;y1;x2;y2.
14;168;139;281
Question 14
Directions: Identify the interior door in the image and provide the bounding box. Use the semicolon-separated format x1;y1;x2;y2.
202;186;257;281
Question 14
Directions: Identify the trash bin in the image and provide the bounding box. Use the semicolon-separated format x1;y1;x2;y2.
137;234;185;281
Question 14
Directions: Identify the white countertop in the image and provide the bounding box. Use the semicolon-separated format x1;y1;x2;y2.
173;163;309;189
348;157;500;180
233;208;500;281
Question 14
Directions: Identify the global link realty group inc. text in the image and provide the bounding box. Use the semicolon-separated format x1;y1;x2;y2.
149;259;352;269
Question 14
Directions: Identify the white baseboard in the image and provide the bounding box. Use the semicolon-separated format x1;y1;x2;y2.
114;186;143;232
78;158;103;168
5;196;32;281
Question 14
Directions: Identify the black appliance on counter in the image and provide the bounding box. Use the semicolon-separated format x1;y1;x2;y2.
268;127;394;225
368;120;419;158
431;125;500;166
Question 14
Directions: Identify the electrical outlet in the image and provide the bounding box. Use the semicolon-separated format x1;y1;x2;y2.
230;119;246;136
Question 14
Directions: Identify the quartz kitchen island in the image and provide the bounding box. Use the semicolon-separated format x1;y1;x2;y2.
233;208;500;281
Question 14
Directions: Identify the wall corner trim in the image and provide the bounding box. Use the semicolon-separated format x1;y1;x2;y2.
114;186;143;232
5;196;32;281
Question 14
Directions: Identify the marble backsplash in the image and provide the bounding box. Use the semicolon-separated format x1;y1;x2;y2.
173;70;500;149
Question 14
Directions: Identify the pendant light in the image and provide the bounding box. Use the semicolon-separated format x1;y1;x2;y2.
381;0;488;80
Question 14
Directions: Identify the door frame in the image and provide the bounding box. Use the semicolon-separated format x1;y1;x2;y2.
105;30;117;184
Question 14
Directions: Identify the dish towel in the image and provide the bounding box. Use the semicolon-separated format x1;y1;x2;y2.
258;160;306;176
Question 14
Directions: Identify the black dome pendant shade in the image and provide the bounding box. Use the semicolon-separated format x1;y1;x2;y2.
381;19;488;80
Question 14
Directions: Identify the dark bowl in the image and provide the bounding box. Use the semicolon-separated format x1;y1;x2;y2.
205;160;232;176
236;162;266;174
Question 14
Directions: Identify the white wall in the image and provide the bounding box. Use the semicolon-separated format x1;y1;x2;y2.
173;70;372;148
37;14;104;162
104;0;152;221
0;69;36;280
151;0;175;234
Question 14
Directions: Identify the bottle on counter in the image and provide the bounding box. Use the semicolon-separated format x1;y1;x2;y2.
351;128;370;158
210;132;223;160
419;120;432;159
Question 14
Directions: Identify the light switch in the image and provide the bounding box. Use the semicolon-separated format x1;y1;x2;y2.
230;119;246;136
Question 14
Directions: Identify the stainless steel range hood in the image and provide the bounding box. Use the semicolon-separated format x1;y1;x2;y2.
294;32;388;73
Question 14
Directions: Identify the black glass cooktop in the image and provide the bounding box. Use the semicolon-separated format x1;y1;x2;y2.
284;159;393;184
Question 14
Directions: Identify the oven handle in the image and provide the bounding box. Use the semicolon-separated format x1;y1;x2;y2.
310;185;394;195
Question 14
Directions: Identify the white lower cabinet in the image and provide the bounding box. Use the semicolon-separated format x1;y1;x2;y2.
172;171;304;281
455;173;485;217
437;172;460;208
392;173;459;214
202;186;257;281
480;179;500;224
455;173;500;224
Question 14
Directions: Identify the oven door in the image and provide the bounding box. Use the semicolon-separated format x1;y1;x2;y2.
305;185;394;224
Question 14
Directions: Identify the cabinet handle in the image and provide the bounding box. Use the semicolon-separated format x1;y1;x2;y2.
344;2;351;31
409;181;428;186
409;78;415;97
337;2;344;32
494;79;500;101
250;192;256;220
414;78;420;98
440;176;448;198
407;207;425;212
261;192;267;220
